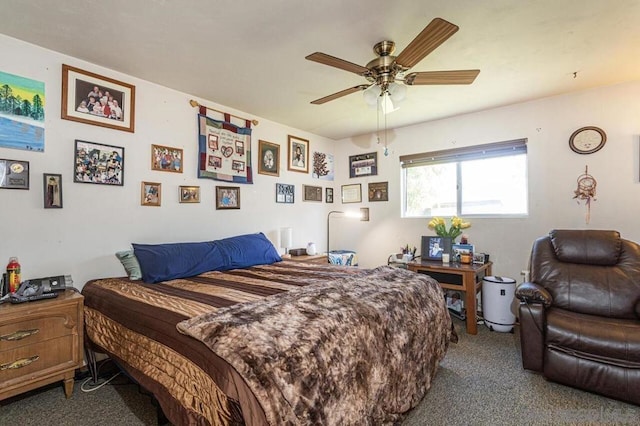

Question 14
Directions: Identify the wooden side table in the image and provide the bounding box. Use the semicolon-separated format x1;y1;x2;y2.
0;290;84;400
408;261;493;335
286;254;328;264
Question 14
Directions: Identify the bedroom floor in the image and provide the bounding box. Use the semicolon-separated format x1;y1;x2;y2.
1;318;638;425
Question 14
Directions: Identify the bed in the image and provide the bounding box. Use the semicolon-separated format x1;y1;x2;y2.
81;234;453;425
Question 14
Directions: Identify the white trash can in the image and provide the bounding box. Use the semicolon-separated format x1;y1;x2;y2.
482;276;517;332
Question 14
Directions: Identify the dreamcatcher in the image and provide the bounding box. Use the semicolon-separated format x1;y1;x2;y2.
573;165;597;224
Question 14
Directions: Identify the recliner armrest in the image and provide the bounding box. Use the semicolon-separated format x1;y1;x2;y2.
515;282;552;307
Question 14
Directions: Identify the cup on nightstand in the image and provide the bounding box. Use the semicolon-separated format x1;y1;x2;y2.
442;253;450;264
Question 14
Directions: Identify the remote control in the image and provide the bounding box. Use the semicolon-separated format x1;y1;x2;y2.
10;292;59;304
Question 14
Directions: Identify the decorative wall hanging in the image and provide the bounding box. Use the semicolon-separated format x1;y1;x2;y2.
0;159;29;189
303;185;323;202
569;126;606;154
61;64;135;133
341;183;362;203
141;181;161;206
368;181;389;201
349;152;378;178
0;70;45;152
74;140;124;186
43;173;62;208
276;183;294;203
197;113;253;184
216;186;240;209
287;135;309;173
326;187;334;203
179;186;200;203
573;165;597;224
312;151;334;180
258;140;279;177
151;144;183;173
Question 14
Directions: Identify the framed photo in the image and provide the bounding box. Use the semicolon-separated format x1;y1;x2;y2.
349;152;378;178
216;186;240;209
258;140;280;177
326;187;334;203
368;181;388;201
473;252;486;264
43;173;63;208
360;207;370;221
421;236;452;261
151;144;183;173
0;159;29;189
276;183;294;203
74;140;124;186
341;183;362;204
287;135;309;173
303;185;322;202
141;181;161;206
452;243;475;263
179;185;200;203
61;64;135;133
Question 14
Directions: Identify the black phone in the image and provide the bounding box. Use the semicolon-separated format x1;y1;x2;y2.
27;275;72;292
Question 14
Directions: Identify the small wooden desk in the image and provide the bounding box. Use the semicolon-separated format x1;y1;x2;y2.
407;261;493;335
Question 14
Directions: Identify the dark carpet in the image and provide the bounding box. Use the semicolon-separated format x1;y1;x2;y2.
1;318;639;425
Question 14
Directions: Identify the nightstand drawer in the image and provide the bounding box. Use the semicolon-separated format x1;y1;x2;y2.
0;335;76;382
0;306;78;351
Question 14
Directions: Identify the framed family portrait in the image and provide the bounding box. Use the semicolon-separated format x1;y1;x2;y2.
61;64;135;132
368;181;388;201
151;144;183;173
0;159;29;189
326;187;334;203
258;140;279;177
74;140;124;186
276;183;294;204
216;186;240;209
349;152;378;178
141;181;161;206
341;183;362;203
287;135;309;173
179;185;200;203
43;173;63;208
303;185;322;202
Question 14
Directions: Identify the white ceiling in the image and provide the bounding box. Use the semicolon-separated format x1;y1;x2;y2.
3;0;640;140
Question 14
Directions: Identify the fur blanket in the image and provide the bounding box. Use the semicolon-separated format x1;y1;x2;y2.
177;266;452;425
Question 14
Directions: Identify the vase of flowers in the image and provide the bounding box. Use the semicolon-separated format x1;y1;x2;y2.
428;216;471;241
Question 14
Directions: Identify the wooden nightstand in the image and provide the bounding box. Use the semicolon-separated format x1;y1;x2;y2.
0;290;84;400
288;254;328;264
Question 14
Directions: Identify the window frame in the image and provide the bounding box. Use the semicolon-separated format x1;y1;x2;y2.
400;138;528;218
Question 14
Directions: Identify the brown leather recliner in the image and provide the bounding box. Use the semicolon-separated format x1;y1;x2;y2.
515;229;640;405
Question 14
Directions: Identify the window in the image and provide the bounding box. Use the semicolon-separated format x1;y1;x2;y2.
400;139;528;218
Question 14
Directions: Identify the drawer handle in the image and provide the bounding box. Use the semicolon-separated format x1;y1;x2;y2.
1;355;40;371
0;329;40;341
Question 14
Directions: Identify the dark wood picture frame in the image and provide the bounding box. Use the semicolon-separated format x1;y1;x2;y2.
43;173;63;208
216;186;240;209
303;184;322;202
326;187;334;203
151;144;183;173
61;64;135;133
287;135;309;173
368;181;388;201
422;236;452;261
74;140;124;186
258;140;280;177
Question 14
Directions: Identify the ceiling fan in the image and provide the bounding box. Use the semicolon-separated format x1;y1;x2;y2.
306;17;480;107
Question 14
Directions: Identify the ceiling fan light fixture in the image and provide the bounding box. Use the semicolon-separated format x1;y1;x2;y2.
387;82;407;103
363;84;380;107
380;92;399;115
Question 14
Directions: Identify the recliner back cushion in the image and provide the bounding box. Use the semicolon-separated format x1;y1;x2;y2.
530;232;640;320
550;229;621;266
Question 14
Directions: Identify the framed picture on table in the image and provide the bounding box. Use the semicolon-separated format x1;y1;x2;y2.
421;236;452;261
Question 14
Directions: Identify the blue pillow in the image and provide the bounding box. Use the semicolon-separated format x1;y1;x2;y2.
215;232;282;270
133;241;224;283
132;233;281;283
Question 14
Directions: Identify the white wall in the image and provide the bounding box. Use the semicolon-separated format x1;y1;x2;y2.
0;34;337;289
333;81;640;282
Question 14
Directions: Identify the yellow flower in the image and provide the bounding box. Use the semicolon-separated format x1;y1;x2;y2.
428;216;471;239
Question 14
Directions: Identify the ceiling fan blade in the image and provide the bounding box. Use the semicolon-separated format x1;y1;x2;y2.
310;85;370;104
395;18;459;69
404;70;480;85
306;52;370;75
